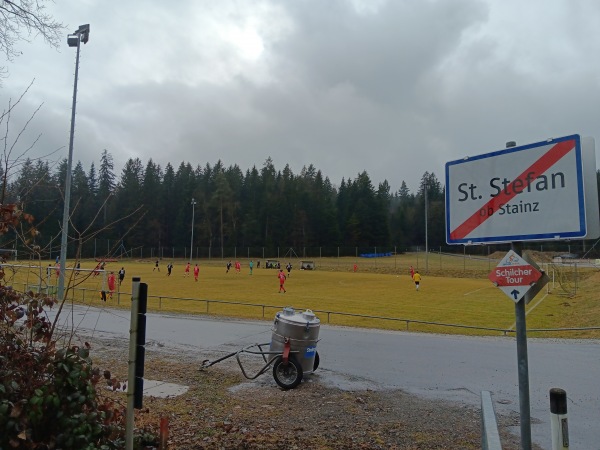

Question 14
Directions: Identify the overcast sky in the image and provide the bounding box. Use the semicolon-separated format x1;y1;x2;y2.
2;0;600;194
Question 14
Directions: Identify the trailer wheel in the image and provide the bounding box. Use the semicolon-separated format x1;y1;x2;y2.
313;351;320;371
273;355;303;389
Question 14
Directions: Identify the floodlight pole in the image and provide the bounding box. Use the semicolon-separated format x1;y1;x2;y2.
424;183;429;272
189;198;196;262
57;25;89;301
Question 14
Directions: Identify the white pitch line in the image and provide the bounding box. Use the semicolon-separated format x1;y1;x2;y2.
506;292;549;331
464;286;493;295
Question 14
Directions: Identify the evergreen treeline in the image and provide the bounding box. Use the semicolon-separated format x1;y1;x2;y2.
8;150;599;259
6;151;446;258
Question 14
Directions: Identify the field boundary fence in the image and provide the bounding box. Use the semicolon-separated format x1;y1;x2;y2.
16;282;600;336
11;239;600;269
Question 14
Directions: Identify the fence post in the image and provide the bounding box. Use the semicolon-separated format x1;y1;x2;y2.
574;262;578;295
550;388;569;450
159;417;169;450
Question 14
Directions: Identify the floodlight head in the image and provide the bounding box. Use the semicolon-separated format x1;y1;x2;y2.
67;24;90;47
78;24;90;44
67;34;79;47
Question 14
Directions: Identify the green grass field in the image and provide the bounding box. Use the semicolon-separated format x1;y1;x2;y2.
5;253;600;338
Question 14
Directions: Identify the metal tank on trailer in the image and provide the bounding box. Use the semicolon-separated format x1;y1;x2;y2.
201;306;321;390
270;307;320;388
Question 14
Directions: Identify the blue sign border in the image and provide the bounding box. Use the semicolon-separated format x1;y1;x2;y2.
445;134;585;244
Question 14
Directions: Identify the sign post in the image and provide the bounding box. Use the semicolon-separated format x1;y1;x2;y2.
446;135;591;450
489;246;550;450
513;241;532;450
491;244;536;449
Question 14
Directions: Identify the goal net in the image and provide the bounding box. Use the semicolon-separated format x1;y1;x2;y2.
0;263;108;300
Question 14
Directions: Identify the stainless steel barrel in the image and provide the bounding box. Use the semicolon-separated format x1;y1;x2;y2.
270;307;320;373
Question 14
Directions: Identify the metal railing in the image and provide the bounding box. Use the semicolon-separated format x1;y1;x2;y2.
17;282;600;336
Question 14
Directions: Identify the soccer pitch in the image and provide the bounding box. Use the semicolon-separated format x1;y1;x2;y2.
5;257;599;338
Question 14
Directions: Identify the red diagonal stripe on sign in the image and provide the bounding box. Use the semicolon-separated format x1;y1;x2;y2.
450;139;575;240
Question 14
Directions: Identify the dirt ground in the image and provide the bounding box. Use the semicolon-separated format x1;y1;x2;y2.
91;336;538;450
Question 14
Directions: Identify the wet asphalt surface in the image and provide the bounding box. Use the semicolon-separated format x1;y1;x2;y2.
51;304;599;449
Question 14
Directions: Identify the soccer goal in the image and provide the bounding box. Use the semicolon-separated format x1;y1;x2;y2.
0;248;18;261
0;263;107;299
548;261;578;297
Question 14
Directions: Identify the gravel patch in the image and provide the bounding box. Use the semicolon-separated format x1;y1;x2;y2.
86;334;540;449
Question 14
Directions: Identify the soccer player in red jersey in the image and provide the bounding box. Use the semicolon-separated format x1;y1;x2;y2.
278;269;287;293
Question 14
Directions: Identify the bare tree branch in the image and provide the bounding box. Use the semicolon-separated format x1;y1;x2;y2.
49;203;148;337
0;0;64;59
1;82;64;202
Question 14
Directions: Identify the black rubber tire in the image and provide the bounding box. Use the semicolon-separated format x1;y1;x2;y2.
313;351;320;371
272;355;303;390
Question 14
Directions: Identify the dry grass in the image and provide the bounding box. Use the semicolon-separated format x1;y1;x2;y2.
6;253;600;338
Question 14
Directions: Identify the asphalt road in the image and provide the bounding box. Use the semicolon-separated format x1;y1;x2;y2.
53;304;599;449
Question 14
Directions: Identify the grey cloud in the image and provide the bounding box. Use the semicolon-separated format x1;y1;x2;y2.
3;0;600;195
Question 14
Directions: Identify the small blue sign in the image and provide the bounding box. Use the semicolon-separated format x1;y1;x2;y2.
305;346;316;357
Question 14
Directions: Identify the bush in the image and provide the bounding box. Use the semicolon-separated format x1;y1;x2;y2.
0;286;126;449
